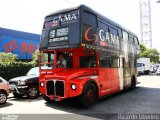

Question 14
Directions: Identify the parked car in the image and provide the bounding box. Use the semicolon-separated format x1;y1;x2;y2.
9;67;39;99
0;77;9;104
156;67;160;75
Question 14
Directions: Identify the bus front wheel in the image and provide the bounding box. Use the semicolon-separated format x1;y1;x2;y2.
79;83;97;108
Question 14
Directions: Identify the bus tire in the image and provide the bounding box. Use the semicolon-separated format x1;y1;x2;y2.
79;83;97;108
131;75;136;88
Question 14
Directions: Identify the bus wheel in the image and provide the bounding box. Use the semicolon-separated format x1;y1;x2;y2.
79;83;97;108
131;76;136;88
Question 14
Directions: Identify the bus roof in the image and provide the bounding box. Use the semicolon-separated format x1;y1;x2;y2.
46;5;137;37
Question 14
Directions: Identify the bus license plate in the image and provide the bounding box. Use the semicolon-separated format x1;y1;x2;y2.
54;96;58;101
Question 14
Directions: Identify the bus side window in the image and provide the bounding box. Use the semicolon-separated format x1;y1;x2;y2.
124;59;129;68
131;59;135;68
80;56;96;68
134;37;139;45
129;35;134;43
98;21;109;32
111;57;119;68
82;11;97;27
122;30;129;41
109;27;118;36
118;28;123;39
100;57;110;68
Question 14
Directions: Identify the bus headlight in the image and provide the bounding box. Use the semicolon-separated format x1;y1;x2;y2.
40;82;44;87
71;84;76;90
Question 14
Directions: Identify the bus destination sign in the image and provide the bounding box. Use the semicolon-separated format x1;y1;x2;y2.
49;27;69;43
45;10;79;28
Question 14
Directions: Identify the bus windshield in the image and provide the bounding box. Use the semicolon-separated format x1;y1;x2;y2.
40;52;54;69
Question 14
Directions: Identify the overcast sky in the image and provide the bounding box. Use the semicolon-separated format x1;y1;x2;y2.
0;0;159;50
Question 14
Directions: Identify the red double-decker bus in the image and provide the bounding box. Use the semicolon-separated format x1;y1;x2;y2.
39;5;140;108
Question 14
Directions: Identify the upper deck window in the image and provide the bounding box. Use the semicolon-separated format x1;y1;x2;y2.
44;10;79;29
82;11;97;26
129;35;134;43
118;28;123;38
98;22;109;32
109;27;118;36
134;37;139;45
40;29;50;49
122;30;129;41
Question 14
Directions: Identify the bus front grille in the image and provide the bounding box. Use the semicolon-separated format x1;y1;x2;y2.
46;81;54;95
55;81;64;97
46;80;64;97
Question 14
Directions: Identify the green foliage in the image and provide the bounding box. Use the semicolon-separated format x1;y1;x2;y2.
0;62;36;81
0;52;37;80
0;52;18;62
32;49;40;66
146;49;159;63
139;44;159;63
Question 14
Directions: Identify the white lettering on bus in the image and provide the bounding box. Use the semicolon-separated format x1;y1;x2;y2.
99;29;119;45
52;12;78;26
61;14;77;22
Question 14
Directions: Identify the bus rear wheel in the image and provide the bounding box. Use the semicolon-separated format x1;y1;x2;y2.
131;76;136;88
79;83;97;108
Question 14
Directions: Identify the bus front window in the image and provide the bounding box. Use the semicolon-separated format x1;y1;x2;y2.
80;56;97;68
40;52;54;69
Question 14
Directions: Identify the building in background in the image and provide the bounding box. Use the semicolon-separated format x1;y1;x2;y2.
0;27;40;60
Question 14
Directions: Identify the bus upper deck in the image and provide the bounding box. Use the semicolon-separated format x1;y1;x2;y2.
40;5;139;57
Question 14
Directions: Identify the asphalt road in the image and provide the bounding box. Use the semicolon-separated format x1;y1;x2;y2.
0;73;160;120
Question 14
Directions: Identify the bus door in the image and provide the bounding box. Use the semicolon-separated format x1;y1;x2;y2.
119;57;125;90
123;58;131;87
99;56;112;96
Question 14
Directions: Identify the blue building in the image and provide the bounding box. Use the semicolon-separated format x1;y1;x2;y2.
0;27;40;60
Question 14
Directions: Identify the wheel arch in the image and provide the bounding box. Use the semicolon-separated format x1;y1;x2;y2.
83;79;99;97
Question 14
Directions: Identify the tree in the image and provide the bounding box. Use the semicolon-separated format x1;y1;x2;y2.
139;44;159;63
32;49;40;66
0;52;18;63
147;48;159;63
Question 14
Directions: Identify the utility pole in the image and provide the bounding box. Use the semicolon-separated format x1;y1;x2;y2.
139;0;152;48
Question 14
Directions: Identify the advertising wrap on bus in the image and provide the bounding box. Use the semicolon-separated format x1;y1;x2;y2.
39;5;140;108
82;25;120;53
40;6;139;55
40;10;80;49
